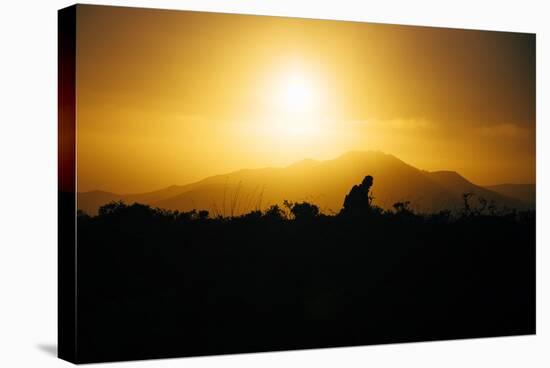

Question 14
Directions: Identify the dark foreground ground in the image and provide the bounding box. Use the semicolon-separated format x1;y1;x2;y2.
74;203;535;363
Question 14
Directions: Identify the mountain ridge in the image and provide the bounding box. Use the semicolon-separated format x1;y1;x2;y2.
77;151;532;215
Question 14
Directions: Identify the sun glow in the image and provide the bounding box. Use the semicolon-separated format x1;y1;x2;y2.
277;72;318;114
259;69;329;141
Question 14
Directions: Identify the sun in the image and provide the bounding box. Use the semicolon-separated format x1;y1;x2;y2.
257;66;331;142
277;72;318;114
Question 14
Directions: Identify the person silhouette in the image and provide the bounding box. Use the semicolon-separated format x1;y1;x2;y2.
341;175;374;216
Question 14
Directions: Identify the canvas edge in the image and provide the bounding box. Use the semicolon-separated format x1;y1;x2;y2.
58;4;78;364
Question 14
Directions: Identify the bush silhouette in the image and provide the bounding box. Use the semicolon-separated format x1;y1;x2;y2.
263;204;286;220
282;200;319;220
392;201;412;214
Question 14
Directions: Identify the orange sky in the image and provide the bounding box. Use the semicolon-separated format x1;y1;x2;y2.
75;5;535;194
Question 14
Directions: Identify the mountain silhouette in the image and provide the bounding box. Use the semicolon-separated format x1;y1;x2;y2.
483;183;535;205
78;151;530;215
423;171;531;210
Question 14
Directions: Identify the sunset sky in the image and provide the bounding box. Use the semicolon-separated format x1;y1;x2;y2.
76;5;535;194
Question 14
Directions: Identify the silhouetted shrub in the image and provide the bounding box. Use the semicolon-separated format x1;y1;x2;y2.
77;209;90;220
392;201;412;214
283;200;319;221
241;209;262;221
98;200;128;216
263;204;286;220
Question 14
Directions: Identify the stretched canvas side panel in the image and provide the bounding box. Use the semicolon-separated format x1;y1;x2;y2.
58;5;77;364
58;4;536;363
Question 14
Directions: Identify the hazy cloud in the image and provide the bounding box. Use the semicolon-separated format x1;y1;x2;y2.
476;123;532;139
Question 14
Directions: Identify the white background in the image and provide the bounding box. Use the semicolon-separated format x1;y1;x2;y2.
0;0;548;366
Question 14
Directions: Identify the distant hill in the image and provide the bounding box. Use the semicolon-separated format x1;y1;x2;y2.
424;171;530;210
77;151;532;215
484;184;535;206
